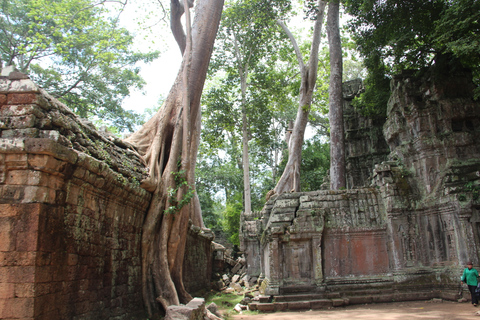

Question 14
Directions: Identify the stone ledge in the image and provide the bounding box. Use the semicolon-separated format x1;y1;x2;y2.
0;138;151;205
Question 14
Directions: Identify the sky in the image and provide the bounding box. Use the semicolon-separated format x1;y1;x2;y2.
116;1;183;115
116;1;310;117
121;47;182;114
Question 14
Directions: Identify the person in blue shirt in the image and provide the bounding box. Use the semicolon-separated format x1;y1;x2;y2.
461;261;479;306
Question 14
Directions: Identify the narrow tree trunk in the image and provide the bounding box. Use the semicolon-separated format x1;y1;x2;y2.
241;77;252;214
273;0;326;195
125;0;223;316
233;32;252;214
327;0;345;190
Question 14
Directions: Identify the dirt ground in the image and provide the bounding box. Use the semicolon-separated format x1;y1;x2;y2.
232;300;480;320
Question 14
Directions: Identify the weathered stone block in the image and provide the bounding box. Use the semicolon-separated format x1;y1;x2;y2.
0;114;37;129
256;303;275;312
0;104;44;118
371;294;394;303
274;198;300;208
21;186;56;204
310;299;332;309
28;154;67;174
273;302;287;311
331;298;347;307
0;266;35;283
25;138;77;163
14;283;35;298
1;128;39;138
268;212;294;223
0;252;35;267
0;282;14;299
165;298;206;320
0;138;25;153
7;93;39;105
0;297;34;319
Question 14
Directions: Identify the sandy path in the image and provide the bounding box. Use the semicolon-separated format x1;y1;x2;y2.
232;300;480;320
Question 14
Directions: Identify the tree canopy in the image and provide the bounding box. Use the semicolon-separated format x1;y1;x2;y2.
344;0;480;113
0;0;159;131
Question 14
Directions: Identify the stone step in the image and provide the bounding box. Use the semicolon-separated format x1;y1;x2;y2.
273;293;337;302
249;298;348;312
250;290;450;313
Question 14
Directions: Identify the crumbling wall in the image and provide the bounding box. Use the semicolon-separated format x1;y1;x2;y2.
183;225;214;295
343;79;390;188
0;68;217;319
384;62;480;204
242;62;480;303
253;189;388;295
377;61;480;275
0;69;151;319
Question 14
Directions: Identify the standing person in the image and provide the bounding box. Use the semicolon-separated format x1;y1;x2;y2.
461;261;479;306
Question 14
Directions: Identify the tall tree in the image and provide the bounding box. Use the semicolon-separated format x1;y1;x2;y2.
273;0;327;194
207;0;290;213
327;0;344;190
0;0;159;131
125;0;223;316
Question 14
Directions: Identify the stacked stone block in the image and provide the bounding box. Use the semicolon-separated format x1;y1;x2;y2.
183;225;214;295
342;79;390;188
0;69;152;319
258;189;388;295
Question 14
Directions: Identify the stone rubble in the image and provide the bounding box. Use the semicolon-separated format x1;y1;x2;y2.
210;247;264;314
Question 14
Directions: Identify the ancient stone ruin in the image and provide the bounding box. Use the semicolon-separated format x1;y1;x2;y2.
1;56;480;318
0;67;213;319
241;63;480;311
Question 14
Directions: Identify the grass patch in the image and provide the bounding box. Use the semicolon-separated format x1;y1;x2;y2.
205;291;244;319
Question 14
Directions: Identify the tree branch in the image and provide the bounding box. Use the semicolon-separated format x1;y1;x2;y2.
171;0;195;55
60;76;84;97
141;0;168;29
307;0;327;90
276;20;305;72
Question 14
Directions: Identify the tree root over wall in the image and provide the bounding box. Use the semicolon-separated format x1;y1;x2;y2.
125;0;224;317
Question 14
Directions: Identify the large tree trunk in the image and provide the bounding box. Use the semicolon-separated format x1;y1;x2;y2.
125;0;223;317
273;0;326;195
327;0;345;190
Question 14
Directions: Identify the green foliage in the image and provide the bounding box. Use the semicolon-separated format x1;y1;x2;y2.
275;136;330;192
222;193;243;246
434;0;480;99
344;0;480;112
350;54;390;117
0;0;159;131
164;169;195;216
300;138;330;191
206;292;246;320
197;191;223;232
209;0;291;75
464;181;480;201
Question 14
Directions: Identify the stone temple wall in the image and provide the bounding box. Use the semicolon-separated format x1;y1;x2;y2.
0;68;214;319
0;69;151;319
241;62;480;303
343;79;390;188
183;225;214;295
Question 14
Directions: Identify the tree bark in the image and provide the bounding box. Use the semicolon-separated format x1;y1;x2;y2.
273;0;326;195
125;0;223;316
233;32;252;214
327;0;345;190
